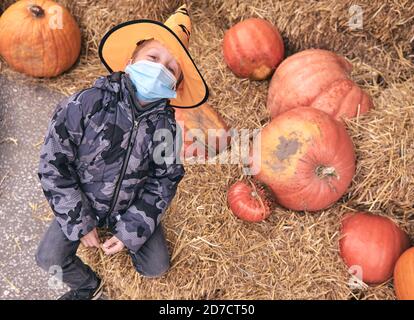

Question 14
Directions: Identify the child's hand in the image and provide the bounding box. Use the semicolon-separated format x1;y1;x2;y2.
80;228;100;248
102;236;125;255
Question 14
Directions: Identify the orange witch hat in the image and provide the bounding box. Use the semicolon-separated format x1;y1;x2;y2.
98;4;209;109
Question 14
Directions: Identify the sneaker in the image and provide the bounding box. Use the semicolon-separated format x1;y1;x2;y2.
57;278;104;300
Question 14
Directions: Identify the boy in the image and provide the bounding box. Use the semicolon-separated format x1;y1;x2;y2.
35;5;209;300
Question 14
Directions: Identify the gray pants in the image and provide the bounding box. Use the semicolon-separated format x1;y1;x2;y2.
35;218;170;290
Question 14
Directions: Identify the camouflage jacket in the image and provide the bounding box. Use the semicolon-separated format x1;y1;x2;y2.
37;71;185;253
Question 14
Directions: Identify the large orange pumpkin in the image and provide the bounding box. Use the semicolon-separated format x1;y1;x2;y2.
174;103;231;160
267;49;373;121
339;212;410;285
223;18;284;80
0;0;81;77
252;107;355;211
394;247;414;300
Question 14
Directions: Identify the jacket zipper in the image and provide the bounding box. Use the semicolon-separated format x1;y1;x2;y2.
106;107;140;221
106;100;166;222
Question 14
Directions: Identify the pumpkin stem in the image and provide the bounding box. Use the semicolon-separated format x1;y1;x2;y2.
247;179;266;211
315;165;338;179
29;5;45;18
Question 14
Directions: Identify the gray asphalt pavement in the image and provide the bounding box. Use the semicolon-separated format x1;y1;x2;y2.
0;75;69;299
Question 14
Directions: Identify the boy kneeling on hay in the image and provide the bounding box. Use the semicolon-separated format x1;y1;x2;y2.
35;5;209;300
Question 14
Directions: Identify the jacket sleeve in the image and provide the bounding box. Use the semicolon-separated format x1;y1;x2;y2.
114;111;185;253
38;92;98;241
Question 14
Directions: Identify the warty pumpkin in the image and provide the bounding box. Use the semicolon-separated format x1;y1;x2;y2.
267;49;373;121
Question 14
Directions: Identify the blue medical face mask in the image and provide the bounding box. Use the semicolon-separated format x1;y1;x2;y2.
125;60;177;104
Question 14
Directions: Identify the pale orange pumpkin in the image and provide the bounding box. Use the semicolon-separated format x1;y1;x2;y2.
174;103;231;160
394;247;414;300
223;18;284;80
252;107;356;211
267;49;373;121
0;0;81;77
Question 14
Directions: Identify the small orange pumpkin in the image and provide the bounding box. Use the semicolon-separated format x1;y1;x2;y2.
252;107;356;211
267;49;373;121
223;18;284;80
0;0;81;77
394;247;414;300
227;180;271;222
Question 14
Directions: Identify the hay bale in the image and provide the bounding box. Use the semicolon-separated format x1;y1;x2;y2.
196;0;414;85
346;79;414;216
76;76;413;300
2;0;412;92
